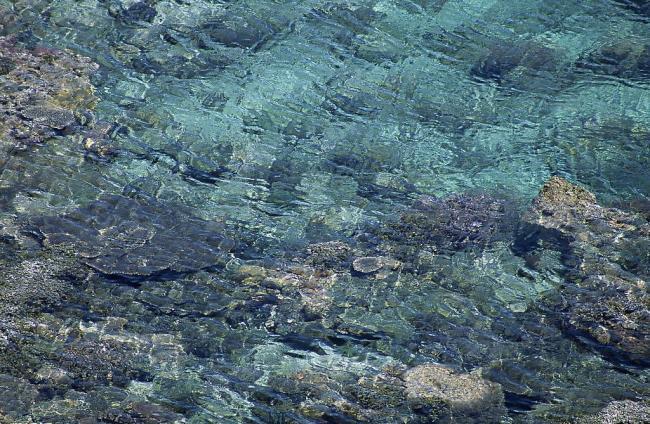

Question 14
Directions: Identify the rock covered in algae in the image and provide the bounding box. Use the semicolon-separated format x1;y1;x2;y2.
0;243;80;321
0;35;98;148
518;176;649;365
403;364;506;423
0;374;38;421
33;194;236;277
306;240;352;269
0;237;174;420
378;192;515;260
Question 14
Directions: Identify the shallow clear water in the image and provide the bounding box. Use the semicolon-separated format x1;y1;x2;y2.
0;0;649;423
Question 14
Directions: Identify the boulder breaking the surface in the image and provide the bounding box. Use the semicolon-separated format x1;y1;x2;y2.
518;176;649;365
33;194;235;277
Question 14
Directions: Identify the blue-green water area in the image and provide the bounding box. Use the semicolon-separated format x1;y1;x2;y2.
0;1;649;422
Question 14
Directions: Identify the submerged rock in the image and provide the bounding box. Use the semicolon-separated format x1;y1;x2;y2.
352;256;400;274
517;177;649;365
0;245;80;321
0;243;146;392
99;401;184;423
200;11;277;49
378;192;515;259
576;40;650;80
612;0;650;18
0;36;98;149
33;194;235;277
467;38;568;91
352;256;384;274
122;2;157;24
307;241;352;269
0;375;38;421
403;364;506;423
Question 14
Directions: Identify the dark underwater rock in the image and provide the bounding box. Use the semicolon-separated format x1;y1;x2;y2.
576;40;650;80
612;0;650;18
472;43;528;81
0;56;14;75
471;40;562;85
53;338;150;390
123;2;157;23
33;194;235;277
0;36;98;149
0;375;38;421
200;12;276;49
517;177;649;365
378;192;515;259
106;0;157;24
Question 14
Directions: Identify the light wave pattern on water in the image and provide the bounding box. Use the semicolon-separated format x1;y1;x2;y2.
0;0;649;423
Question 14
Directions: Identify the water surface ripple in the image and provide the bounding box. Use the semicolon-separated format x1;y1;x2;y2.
0;0;649;423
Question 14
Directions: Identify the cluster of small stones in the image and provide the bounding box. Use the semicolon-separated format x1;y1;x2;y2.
577;400;650;424
285;363;506;423
0;35;115;158
519;176;649;365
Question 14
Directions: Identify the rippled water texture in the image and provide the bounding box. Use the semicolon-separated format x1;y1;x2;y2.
0;0;649;423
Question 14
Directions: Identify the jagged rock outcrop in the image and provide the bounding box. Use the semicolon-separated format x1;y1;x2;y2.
517;176;649;365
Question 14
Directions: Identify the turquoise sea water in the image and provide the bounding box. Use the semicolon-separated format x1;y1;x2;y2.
0;0;649;422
